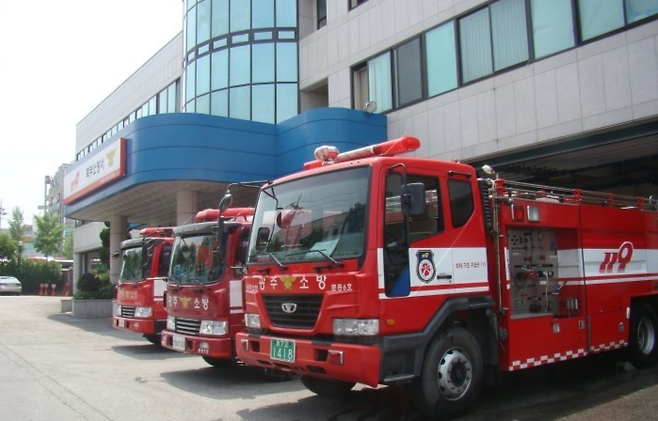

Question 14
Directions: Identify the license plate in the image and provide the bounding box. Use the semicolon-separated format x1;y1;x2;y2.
270;338;295;363
118;319;125;328
172;335;186;352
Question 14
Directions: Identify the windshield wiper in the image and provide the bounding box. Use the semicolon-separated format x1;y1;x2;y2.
289;249;344;268
187;277;209;289
267;252;288;270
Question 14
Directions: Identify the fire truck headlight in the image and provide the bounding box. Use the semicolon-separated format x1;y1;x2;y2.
333;319;379;336
116;305;122;317
134;307;153;318
245;313;261;329
200;320;228;336
167;316;176;331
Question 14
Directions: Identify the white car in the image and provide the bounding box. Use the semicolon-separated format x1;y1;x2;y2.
0;276;22;295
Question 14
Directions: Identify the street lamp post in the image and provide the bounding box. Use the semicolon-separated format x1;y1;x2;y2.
18;241;23;271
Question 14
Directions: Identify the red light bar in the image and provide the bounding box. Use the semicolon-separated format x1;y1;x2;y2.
302;136;421;170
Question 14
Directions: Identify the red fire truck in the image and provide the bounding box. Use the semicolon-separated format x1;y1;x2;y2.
160;207;254;367
113;227;174;344
234;136;658;419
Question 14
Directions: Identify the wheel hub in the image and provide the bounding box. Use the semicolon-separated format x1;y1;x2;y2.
638;316;656;355
437;348;472;400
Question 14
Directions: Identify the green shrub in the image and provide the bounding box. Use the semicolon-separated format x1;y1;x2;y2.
73;272;115;300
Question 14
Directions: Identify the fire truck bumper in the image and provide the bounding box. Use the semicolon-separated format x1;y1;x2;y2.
113;317;161;336
236;332;381;387
160;329;233;358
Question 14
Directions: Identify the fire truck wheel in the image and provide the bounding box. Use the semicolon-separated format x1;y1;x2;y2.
143;335;161;346
413;327;483;420
300;375;355;398
628;303;658;369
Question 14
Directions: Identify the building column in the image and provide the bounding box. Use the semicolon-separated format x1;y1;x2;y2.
109;215;127;285
177;190;198;226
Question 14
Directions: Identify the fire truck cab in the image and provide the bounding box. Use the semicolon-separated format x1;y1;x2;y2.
113;227;174;344
160;207;253;367
235;136;658;420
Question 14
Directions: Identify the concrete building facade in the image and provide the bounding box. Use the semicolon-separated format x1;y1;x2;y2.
66;0;658;286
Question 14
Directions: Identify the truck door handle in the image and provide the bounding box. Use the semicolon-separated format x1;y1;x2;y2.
436;273;452;280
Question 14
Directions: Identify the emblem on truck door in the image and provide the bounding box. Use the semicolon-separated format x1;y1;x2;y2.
417;250;436;283
282;303;298;313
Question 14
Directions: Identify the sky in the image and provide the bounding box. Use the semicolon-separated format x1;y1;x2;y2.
0;0;182;227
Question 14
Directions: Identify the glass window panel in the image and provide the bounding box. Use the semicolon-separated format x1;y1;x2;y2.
230;45;251;86
230;86;251;120
233;34;249;43
168;83;178;113
276;0;297;27
148;96;157;116
212;0;229;37
253;0;275;28
459;8;493;83
278;30;295;39
211;50;229;90
491;0;529;71
276;43;298;82
197;0;211;44
214;38;228;48
252;84;275;123
230;0;251;32
318;0;327;28
187;0;197;11
159;90;168;114
626;0;658;23
530;0;575;59
276;83;298;123
197;54;210;95
426;22;458;97
579;0;624;41
199;44;210;55
186;99;196;113
253;43;275;83
185;61;196;101
367;52;393;113
186;6;197;52
211;90;229;117
394;38;422;107
196;93;210;114
255;31;273;40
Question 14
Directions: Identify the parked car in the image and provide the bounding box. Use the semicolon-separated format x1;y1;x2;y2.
0;276;22;295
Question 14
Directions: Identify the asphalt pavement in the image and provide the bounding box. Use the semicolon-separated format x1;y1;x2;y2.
1;296;658;421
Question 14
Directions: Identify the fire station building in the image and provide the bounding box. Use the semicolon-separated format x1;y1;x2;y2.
66;0;658;285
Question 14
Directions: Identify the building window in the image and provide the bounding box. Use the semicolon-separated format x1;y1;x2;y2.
394;39;423;107
197;0;211;45
491;0;529;71
253;0;274;28
252;84;275;123
349;0;368;10
530;0;575;59
459;8;493;84
626;0;658;23
318;0;327;28
425;21;457;97
368;53;393;113
578;0;624;41
212;0;229;37
230;0;251;32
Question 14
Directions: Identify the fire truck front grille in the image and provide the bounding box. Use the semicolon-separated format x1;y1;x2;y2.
120;306;136;318
174;318;201;335
262;295;323;329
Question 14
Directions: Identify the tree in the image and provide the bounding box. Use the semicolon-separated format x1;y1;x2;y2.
8;207;28;243
0;233;17;261
62;234;74;259
33;213;65;259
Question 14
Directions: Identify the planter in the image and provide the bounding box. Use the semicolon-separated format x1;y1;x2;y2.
71;299;114;319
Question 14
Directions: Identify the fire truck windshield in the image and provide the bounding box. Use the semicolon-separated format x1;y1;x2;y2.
119;247;144;282
170;234;224;285
247;166;369;265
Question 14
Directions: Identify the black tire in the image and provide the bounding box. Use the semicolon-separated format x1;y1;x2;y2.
300;375;355;398
628;303;658;369
412;327;483;420
202;356;237;369
143;335;161;346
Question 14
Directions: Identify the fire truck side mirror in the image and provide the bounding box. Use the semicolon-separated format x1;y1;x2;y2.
401;183;426;217
219;193;233;213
